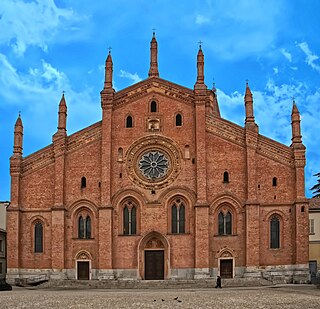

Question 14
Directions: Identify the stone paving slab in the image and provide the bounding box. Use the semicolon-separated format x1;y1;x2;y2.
0;285;319;309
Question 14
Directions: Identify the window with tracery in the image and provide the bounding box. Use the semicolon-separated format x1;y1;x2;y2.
218;211;232;235
123;200;137;235
34;221;43;253
270;216;280;248
171;198;185;234
78;215;91;239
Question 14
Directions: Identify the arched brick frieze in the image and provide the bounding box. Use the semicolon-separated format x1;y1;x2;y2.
160;187;196;235
30;215;50;227
209;194;243;271
137;231;170;279
263;210;287;250
68;199;98;239
112;189;145;236
29;216;48;254
112;188;146;207
209;194;242;236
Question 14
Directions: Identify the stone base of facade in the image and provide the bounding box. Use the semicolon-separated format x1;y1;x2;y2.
259;264;310;284
6;264;310;285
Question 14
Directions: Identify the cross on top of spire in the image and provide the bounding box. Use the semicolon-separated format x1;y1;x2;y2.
198;40;203;49
108;46;112;54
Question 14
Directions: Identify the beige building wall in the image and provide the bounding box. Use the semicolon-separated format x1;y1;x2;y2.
0;202;8;280
0;202;6;230
309;197;320;277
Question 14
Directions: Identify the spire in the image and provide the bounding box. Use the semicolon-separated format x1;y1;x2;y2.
196;43;204;84
13;113;23;155
148;32;159;77
291;99;302;144
57;93;67;135
104;49;113;88
244;81;255;125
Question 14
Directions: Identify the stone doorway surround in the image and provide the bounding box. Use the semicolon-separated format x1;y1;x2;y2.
137;231;170;280
75;250;92;280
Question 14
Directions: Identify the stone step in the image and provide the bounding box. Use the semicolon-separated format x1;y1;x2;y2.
36;278;273;290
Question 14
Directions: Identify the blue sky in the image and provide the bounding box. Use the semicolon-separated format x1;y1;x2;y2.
0;0;319;200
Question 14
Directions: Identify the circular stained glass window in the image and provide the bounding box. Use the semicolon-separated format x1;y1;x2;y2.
139;151;169;179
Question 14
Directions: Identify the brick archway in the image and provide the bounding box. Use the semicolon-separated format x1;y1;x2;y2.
137;231;170;279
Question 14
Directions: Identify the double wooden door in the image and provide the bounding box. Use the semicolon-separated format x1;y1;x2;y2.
145;250;164;280
77;261;89;280
220;259;233;278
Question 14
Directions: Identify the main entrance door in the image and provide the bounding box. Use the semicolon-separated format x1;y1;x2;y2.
77;261;89;280
220;259;233;278
145;250;164;280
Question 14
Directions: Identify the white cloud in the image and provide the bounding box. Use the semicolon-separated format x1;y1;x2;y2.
273;67;279;74
0;0;76;55
119;70;142;84
281;48;292;62
195;14;211;25
298;42;320;73
0;53;99;147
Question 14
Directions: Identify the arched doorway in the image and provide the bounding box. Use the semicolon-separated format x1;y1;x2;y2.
218;250;235;279
75;250;92;280
138;231;170;280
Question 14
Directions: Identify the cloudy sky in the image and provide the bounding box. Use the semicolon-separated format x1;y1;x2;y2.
0;0;319;200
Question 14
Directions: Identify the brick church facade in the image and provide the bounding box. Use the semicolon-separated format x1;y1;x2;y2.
7;34;309;283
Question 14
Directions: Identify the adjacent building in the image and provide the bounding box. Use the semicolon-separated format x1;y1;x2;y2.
309;197;320;282
7;35;309;283
0;201;11;290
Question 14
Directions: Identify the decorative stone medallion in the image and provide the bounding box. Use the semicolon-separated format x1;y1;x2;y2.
126;136;182;190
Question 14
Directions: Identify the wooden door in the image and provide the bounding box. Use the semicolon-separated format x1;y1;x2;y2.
145;250;164;280
77;261;89;280
220;259;233;278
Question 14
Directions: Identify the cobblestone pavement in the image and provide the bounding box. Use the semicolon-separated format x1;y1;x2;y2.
0;285;319;309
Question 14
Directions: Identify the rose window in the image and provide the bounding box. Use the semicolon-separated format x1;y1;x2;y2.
139;151;169;179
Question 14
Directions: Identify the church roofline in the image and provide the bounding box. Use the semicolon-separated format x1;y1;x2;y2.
113;76;194;99
113;76;195;108
21;121;102;174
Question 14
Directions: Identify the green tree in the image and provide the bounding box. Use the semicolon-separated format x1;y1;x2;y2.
310;172;320;198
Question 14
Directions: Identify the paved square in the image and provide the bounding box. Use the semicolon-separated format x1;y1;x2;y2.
0;285;319;308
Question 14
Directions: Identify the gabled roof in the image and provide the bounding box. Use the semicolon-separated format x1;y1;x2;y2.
113;76;195;109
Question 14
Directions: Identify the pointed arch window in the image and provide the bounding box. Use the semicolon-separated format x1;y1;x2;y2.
223;171;229;183
78;215;91;239
218;211;232;235
150;101;157;112
123;200;137;235
270;216;280;248
126;115;133;128
171;198;185;234
176;114;182;126
34;222;43;253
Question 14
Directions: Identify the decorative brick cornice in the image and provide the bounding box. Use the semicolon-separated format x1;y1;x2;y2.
113;77;194;109
257;135;293;167
206;115;246;147
22;144;54;174
206;115;294;167
66;121;102;154
21;121;102;175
